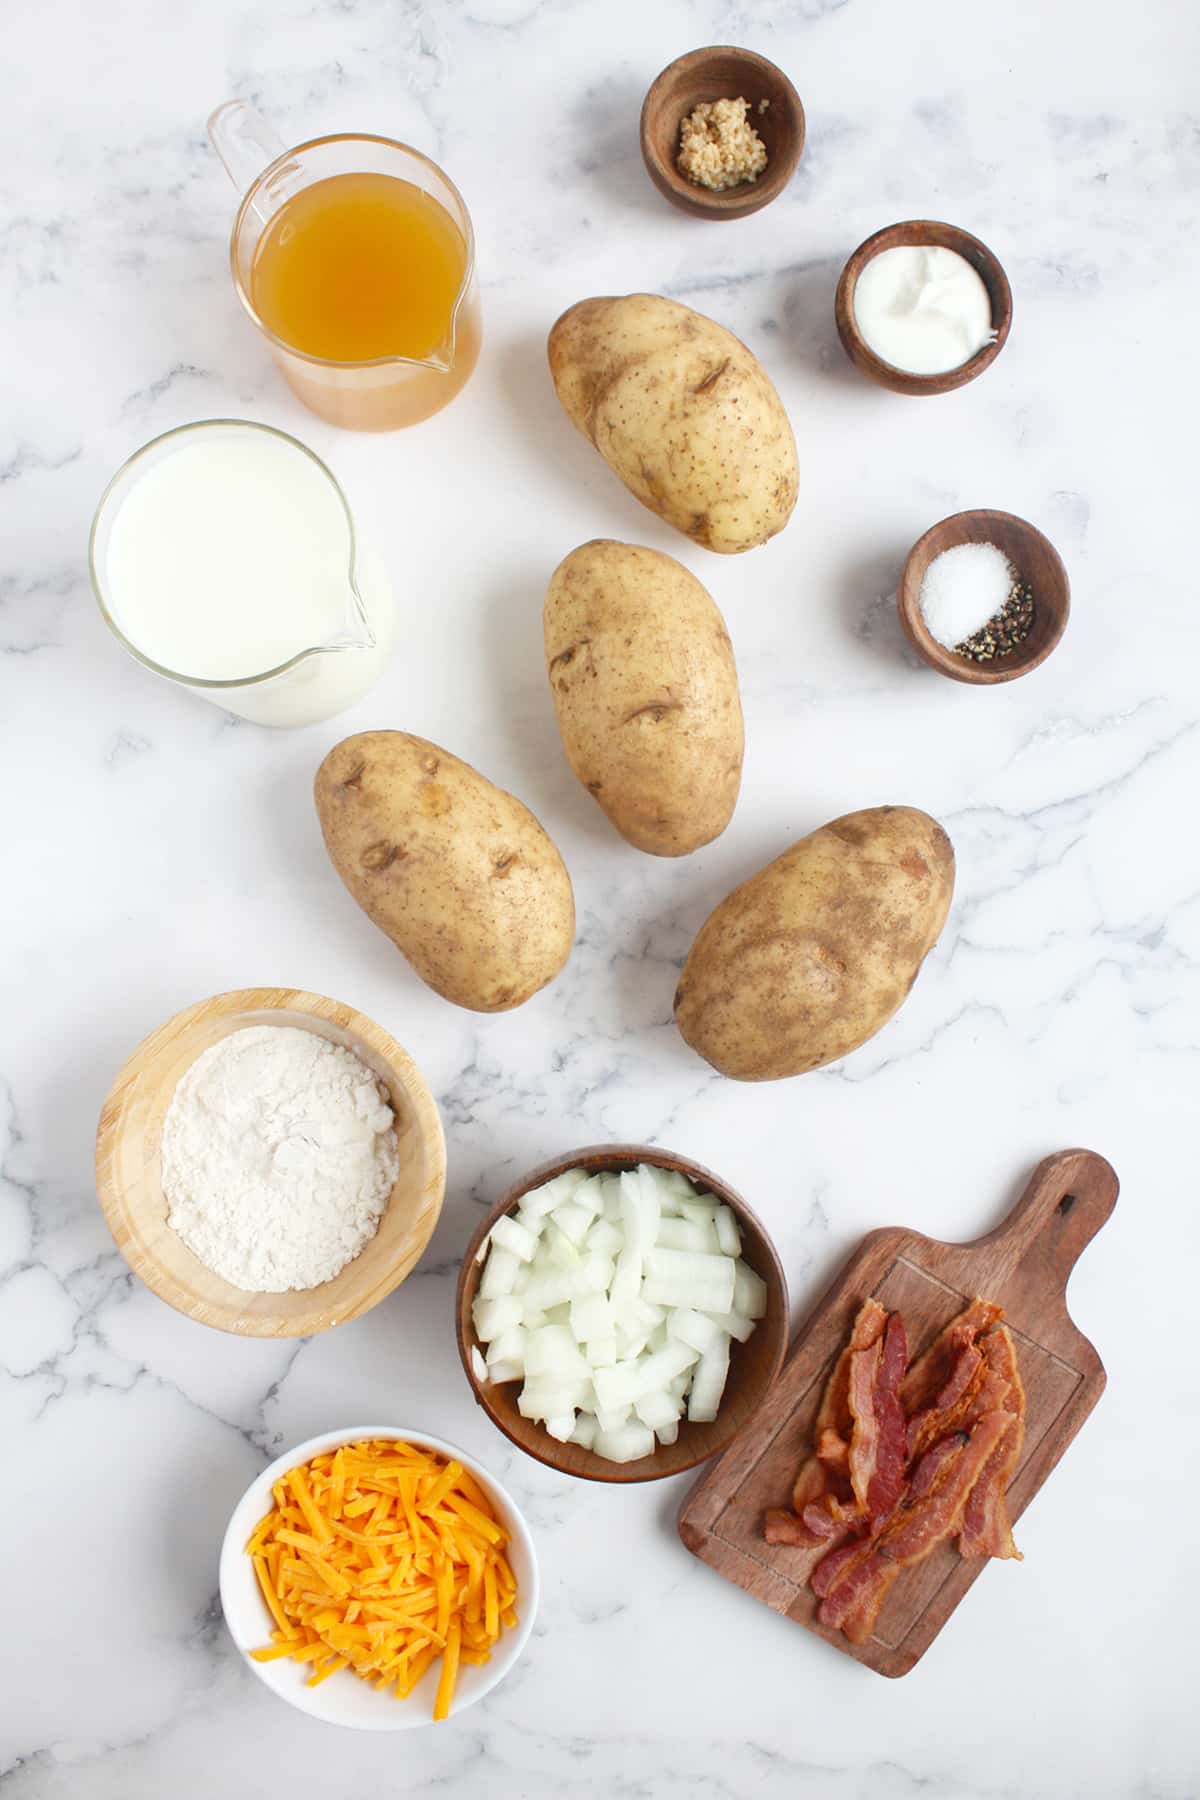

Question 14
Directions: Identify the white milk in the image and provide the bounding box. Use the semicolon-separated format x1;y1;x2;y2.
96;423;394;726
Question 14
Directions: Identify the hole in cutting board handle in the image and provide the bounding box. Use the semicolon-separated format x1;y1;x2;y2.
1056;1193;1076;1216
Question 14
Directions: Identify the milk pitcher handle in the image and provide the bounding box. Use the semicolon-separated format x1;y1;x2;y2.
207;101;293;222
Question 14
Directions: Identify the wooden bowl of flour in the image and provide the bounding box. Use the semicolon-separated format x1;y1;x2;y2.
95;988;446;1337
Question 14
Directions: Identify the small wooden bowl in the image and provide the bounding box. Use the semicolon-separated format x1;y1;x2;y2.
456;1144;789;1483
96;988;446;1337
640;47;804;221
835;220;1012;395
897;509;1070;685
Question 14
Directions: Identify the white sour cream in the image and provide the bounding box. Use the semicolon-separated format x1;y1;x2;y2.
853;244;996;376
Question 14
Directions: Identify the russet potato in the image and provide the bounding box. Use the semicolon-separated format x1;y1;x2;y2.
547;293;798;555
315;732;575;1013
674;806;955;1079
544;539;744;856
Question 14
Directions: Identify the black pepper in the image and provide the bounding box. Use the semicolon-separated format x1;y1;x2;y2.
955;580;1035;663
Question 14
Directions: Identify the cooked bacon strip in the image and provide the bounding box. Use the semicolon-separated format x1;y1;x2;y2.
960;1324;1026;1560
763;1299;887;1558
815;1428;851;1479
765;1445;856;1572
810;1531;873;1600
904;1328;982;1456
846;1307;908;1520
866;1314;908;1525
846;1333;883;1509
763;1501;857;1585
900;1298;1002;1416
824;1413;1013;1642
813;1298;887;1480
764;1508;813;1546
773;1451;858;1575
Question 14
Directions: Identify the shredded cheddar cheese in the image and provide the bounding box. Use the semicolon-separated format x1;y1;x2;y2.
246;1439;518;1720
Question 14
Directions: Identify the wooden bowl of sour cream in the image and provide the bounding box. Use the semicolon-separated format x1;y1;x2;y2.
95;988;446;1337
835;220;1013;395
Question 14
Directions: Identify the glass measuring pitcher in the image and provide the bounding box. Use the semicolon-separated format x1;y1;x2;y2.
208;101;481;431
89;420;395;727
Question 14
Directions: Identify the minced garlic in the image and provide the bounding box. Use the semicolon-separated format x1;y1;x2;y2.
677;96;768;193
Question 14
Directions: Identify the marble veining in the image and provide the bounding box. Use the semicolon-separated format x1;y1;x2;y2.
2;0;1198;1795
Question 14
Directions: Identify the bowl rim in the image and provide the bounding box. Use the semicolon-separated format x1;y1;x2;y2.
639;44;805;220
897;507;1071;685
219;1425;539;1730
94;987;447;1337
456;1142;789;1483
835;219;1013;394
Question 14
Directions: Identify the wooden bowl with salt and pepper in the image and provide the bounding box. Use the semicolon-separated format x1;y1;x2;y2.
640;47;804;220
898;509;1070;686
836;220;1013;395
456;1145;789;1483
95;987;446;1337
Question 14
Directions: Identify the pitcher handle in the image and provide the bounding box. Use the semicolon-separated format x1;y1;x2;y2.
207;100;294;224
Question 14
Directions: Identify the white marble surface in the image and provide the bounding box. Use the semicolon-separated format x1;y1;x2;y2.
2;1;1198;1794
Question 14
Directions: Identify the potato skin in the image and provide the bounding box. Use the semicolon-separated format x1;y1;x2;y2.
674;807;954;1080
547;293;798;555
315;732;575;1013
545;540;744;857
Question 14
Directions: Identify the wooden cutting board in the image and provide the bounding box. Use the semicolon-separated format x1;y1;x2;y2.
678;1149;1118;1677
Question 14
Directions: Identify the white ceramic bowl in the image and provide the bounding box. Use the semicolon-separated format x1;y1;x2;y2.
219;1426;539;1730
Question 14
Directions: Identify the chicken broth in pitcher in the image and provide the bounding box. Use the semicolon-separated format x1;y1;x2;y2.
251;171;468;363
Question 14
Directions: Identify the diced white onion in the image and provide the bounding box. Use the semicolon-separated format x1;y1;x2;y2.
655;1216;719;1253
486;1325;527;1370
472;1164;764;1463
518;1378;589;1421
519;1170;586;1220
520;1269;583;1312
525;1323;589;1381
668;1306;726;1355
600;1176;623;1223
569;1412;598;1448
687;1335;732;1423
733;1261;768;1320
584;1217;623;1258
540;1222;582;1268
706;1308;756;1343
635;1387;682;1430
679;1196;719;1227
551;1199;593;1246
578;1250;615;1294
593;1422;655;1464
570;1292;614;1342
479;1246;520;1300
472;1294;522;1340
571;1177;606;1221
489;1214;538;1262
713;1207;742;1257
642;1247;736;1313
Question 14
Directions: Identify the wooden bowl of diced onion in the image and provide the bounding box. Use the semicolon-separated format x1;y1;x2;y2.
455;1145;789;1483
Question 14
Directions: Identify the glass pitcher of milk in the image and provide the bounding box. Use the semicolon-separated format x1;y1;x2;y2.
89;420;394;727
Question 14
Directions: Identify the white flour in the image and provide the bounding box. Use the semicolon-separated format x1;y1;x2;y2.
161;1025;400;1293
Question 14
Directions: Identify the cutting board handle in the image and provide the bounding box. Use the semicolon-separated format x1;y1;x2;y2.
984;1147;1118;1300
